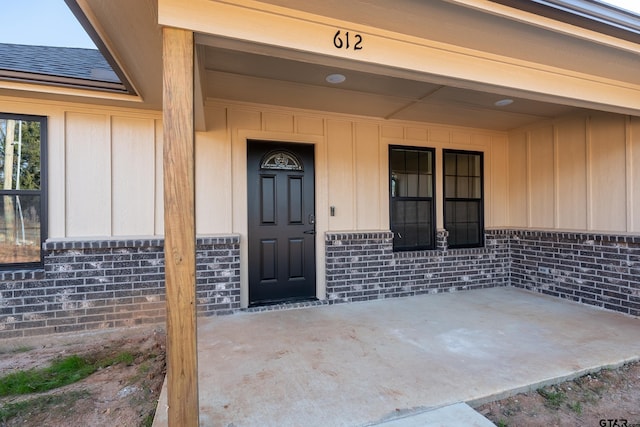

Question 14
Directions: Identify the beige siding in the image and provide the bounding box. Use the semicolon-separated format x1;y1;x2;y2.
0;99;162;239
111;116;156;236
327;120;355;231
529;126;555;229
355;123;381;230
508;132;528;227
205;103;506;234
196;105;232;234
508;112;636;233
632;117;640;232
490;135;509;227
262;112;294;133
0;96;508;240
381;125;404;139
296;116;324;136
589;114;627;232
47;108;67;238
556;117;587;230
4;93;637;318
65;112;112;237
154;120;164;235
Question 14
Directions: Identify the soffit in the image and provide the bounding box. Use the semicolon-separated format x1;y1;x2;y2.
202;45;580;131
186;0;638;130
255;0;640;86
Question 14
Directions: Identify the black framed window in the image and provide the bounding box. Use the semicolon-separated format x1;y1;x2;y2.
389;146;435;251
443;150;483;248
0;114;47;269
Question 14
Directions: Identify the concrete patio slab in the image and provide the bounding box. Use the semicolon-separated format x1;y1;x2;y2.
153;287;640;426
369;403;495;426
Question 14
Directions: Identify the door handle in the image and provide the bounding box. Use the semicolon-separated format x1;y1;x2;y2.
303;230;316;235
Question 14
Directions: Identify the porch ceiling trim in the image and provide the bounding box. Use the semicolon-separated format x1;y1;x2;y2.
159;0;640;117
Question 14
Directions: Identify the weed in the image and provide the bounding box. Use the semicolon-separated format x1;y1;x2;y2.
0;355;94;396
97;351;135;368
138;361;151;375
0;390;89;422
537;388;566;409
496;420;509;427
141;410;156;427
0;351;136;397
568;401;582;415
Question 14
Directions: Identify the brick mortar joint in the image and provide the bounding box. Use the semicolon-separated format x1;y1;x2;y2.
43;234;241;251
0;269;46;282
506;229;640;244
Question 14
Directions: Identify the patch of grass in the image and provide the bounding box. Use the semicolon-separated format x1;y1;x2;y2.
138;360;152;375
0;355;94;396
98;351;134;368
0;390;89;422
568;401;582;415
496;420;509;427
141;411;156;427
537;388;567;409
0;351;135;397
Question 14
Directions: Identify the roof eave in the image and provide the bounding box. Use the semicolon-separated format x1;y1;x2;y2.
0;69;128;93
64;0;138;96
489;0;640;44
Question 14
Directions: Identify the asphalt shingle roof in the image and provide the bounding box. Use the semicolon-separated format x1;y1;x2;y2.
0;43;120;83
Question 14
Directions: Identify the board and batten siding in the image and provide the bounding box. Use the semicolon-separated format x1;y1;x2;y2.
199;100;509;237
2;96;510;239
0;97;164;239
63;111;162;238
508;112;640;233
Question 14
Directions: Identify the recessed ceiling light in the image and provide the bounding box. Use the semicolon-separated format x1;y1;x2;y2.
494;98;514;107
325;73;346;84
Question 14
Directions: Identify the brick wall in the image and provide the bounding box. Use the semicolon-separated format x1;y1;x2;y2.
325;230;511;303
2;229;639;338
0;236;240;339
510;230;640;317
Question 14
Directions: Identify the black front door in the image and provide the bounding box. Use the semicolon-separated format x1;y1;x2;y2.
247;140;316;306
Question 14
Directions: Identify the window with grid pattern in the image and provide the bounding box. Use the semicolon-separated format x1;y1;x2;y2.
443;150;483;248
389;146;435;251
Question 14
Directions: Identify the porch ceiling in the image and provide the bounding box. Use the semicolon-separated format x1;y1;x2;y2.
64;0;637;129
200;44;582;131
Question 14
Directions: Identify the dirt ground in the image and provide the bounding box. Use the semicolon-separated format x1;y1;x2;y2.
1;325;639;427
0;325;166;427
477;360;640;427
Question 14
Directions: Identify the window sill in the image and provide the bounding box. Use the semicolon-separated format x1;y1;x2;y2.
393;245;489;258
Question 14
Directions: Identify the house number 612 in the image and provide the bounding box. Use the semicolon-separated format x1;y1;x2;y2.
333;30;363;51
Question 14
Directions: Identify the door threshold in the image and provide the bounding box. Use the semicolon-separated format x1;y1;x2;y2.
244;298;326;313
